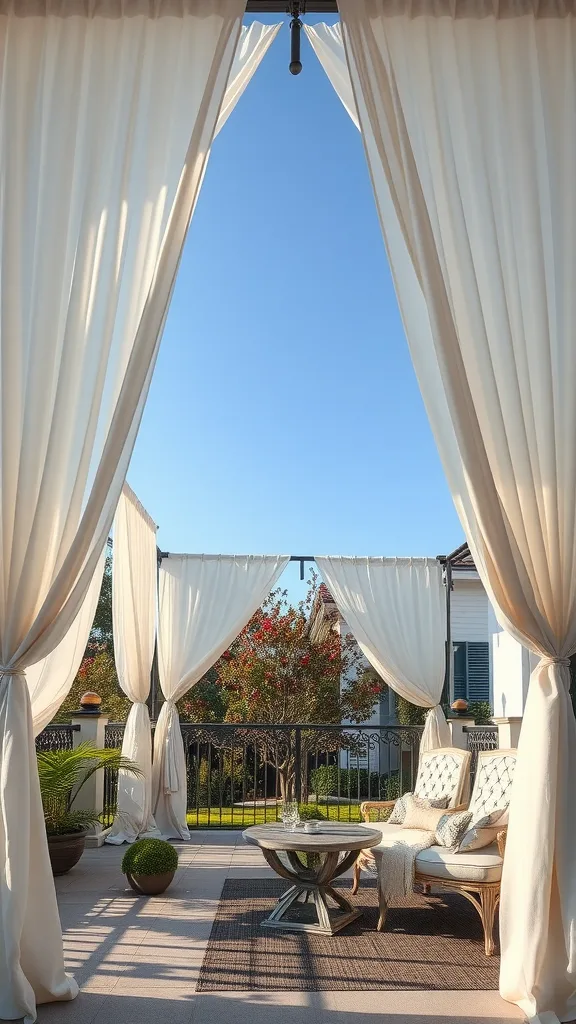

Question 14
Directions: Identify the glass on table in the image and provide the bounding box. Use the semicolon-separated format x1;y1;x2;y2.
280;800;300;831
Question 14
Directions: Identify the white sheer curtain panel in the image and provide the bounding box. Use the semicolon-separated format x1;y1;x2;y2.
153;554;289;839
304;23;359;128
25;19;278;754
0;3;244;1020
339;2;576;1020
106;485;159;845
316;557;449;752
216;22;281;135
26;548;107;737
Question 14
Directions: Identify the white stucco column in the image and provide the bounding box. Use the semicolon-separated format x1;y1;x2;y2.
492;630;535;718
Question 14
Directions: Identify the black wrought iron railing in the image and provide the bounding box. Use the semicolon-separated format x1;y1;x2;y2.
463;724;498;780
101;722;129;828
100;722;422;830
35;723;79;752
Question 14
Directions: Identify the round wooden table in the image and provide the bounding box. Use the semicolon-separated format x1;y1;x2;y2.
243;822;381;936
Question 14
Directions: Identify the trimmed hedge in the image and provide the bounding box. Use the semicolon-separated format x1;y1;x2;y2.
310;766;400;800
121;838;178;876
297;804;327;821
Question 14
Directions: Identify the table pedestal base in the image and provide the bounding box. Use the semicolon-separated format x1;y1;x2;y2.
261;882;362;935
260;846;362;936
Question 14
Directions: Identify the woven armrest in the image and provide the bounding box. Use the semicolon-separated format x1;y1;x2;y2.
360;799;395;823
497;827;508;858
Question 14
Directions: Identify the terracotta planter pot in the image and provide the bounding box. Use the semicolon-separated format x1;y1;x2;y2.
47;830;89;876
126;870;175;896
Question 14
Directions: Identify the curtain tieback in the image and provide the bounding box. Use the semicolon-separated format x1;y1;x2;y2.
0;667;22;676
540;656;571;668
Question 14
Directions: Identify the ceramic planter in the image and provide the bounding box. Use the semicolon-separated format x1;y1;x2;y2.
47;829;89;876
126;870;175;896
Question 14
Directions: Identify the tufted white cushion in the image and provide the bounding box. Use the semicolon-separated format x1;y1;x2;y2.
414;843;502;883
414;751;464;805
468;754;516;820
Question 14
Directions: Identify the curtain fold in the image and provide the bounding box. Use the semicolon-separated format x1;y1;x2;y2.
0;4;245;1020
315;556;449;752
304;22;359;128
338;2;576;1020
153;554;289;839
216;22;281;136
22;19;279;758
26;546;107;737
106;485;159;845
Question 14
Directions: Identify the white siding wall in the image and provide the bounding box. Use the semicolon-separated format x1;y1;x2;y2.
451;579;490;642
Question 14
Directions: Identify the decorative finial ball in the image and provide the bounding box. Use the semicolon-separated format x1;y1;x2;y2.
80;691;102;713
289;60;302;75
451;698;469;717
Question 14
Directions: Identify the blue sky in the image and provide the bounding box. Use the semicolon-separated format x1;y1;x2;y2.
128;16;464;591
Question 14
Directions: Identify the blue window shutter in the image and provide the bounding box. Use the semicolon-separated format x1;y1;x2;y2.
466;642;490;701
453;642;468;700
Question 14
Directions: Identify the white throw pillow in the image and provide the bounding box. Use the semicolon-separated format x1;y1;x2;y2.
401;793;449;831
458;807;508;852
388;792;447;824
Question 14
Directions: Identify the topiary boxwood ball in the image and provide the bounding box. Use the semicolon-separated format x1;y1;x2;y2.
122;838;178;877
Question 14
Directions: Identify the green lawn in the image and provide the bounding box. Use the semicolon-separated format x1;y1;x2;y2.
185;803;363;829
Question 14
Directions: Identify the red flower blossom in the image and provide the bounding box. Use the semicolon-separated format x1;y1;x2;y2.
262;619;273;632
300;655;310;667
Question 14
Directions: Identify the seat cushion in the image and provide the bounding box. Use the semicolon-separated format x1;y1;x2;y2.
414;843;502;883
359;824;502;883
360;822;405;847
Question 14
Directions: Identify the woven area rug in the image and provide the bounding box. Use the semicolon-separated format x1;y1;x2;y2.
197;878;499;991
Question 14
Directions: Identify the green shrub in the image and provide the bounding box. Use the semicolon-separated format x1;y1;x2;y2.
310;765;339;796
297;804;327;821
395;694;427;726
310;765;400;800
466;701;493;724
193;755;246;807
121;839;178;877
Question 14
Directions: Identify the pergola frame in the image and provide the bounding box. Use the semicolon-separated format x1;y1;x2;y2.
150;546;471;716
246;2;338;10
436;542;476;705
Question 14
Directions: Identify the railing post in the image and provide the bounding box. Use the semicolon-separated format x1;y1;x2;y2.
448;715;475;749
492;716;522;749
294;727;302;804
70;711;109;848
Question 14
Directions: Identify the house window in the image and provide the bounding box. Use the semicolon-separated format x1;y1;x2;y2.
453;641;490;702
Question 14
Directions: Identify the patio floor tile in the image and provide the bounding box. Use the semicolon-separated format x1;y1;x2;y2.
25;830;528;1024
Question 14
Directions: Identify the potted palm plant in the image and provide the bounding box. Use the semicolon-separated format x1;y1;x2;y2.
37;742;143;875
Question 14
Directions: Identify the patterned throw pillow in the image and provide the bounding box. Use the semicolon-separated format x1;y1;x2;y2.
388;794;409;824
435;810;473;850
388;792;448;825
400;793;450;831
458;807;508;852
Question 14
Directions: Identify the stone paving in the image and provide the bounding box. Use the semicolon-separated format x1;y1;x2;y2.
31;832;524;1024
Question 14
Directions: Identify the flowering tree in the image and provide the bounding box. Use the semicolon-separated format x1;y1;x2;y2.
178;576;383;799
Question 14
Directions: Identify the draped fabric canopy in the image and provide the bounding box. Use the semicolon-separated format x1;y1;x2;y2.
106;486;159;845
22;18;279;758
153;554;289;839
216;21;281;135
315;557;449;752
26;549;107;738
0;2;245;1019
338;2;576;1020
